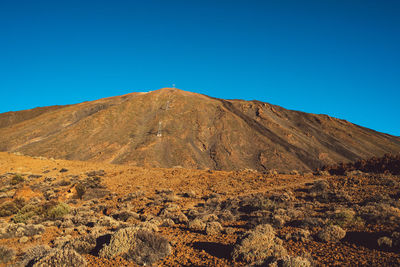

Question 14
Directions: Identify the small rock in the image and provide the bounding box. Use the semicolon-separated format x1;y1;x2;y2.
224;227;235;235
19;236;29;243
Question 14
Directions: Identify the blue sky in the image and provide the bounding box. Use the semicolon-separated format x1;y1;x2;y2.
1;0;399;136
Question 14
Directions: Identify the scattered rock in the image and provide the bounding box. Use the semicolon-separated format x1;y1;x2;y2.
19;236;29;243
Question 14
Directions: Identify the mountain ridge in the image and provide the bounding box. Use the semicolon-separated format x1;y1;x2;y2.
1;88;400;171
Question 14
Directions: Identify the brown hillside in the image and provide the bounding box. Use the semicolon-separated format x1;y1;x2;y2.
1;88;400;171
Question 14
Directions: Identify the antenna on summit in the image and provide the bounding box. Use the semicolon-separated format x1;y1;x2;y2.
157;121;162;137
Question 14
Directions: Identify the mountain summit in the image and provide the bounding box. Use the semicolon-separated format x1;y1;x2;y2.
1;88;400;171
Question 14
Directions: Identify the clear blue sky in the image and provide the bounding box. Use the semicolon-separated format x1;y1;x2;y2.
1;0;399;136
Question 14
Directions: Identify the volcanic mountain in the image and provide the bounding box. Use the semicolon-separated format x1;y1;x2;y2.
1;88;400;171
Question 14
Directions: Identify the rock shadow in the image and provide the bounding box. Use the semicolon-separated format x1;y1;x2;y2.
91;234;112;256
343;231;390;251
192;242;233;260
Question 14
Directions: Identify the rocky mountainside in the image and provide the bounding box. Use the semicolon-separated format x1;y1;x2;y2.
1;88;400;171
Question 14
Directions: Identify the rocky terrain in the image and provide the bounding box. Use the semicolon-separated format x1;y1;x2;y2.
0;152;399;266
322;153;400;176
1;88;400;172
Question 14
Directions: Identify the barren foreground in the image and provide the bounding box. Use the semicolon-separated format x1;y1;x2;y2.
0;152;399;266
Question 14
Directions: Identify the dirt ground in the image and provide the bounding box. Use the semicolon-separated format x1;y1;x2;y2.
0;152;399;266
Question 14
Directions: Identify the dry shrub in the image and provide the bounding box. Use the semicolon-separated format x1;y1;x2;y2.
331;208;362;228
188;219;206;232
158;205;188;224
20;245;51;266
205;221;223;235
10;174;25;185
33;248;87;266
75;183;86;199
57;179;71;186
231;224;287;264
359;203;400;225
0;201;19;217
285;229;311;242
61;234;97;254
377;236;393;248
126;230;171;266
310;180;329;193
0;245;15;263
0;223;45;239
317;225;346;243
277;255;312;267
99;226;171;265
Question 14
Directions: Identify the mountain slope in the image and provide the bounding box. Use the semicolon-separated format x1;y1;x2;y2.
1;88;400;171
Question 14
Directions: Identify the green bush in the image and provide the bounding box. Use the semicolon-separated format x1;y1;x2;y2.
12;204;42;223
46;202;70;220
332;209;355;227
331;209;364;228
10;174;24;185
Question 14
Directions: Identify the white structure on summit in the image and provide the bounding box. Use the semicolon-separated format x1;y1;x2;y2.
157;121;162;137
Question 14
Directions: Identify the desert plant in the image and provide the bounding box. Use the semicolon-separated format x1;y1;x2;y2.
285;229;311;242
205;221;223;235
377;236;393;248
99;226;147;259
188;218;206;232
0;245;15;263
359;203;400;225
158;205;188;224
12;203;42;223
61;235;97;254
310;180;329;193
57;179;71;186
231;224;287;264
278;255;312;267
317;225;346;243
13;197;26;209
23;224;46;237
46;202;70;220
126;230;171;266
33;248;87;266
0;223;45;239
10;174;24;185
75;183;86;199
0;201;19;217
99;226;171;265
331;209;355;227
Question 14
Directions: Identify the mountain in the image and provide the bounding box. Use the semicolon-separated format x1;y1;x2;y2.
1;88;400;171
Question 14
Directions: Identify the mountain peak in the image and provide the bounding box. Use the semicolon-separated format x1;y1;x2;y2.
0;90;400;171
